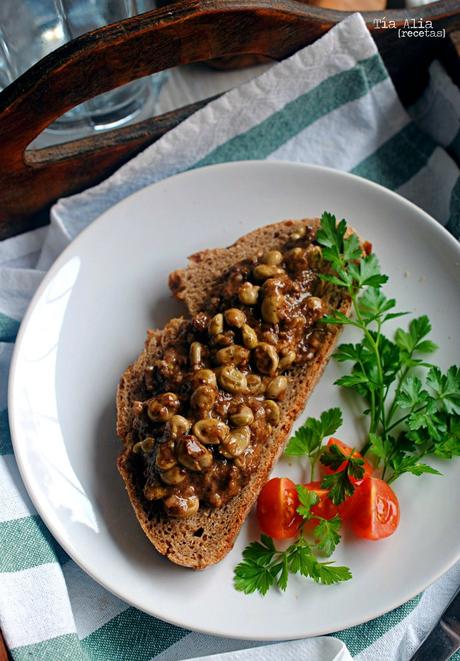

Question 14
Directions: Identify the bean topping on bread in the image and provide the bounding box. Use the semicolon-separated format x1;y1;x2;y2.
116;219;354;568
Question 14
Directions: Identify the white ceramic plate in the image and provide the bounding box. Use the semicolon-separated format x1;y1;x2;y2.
9;161;460;640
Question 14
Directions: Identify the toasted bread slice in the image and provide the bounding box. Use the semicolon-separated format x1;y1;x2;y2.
117;219;352;569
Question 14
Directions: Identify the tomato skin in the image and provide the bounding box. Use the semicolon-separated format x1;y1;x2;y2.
257;477;302;540
363;241;373;256
322;438;373;486
337;490;359;521
304;481;339;521
348;477;400;540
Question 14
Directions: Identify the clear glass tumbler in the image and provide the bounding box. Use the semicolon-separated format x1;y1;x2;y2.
0;0;154;131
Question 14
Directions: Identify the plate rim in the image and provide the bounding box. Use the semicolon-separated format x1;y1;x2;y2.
8;160;460;640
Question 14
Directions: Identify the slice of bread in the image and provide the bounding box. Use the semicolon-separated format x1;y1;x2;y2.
116;219;352;569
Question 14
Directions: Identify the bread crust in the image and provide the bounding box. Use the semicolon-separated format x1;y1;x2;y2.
116;219;352;569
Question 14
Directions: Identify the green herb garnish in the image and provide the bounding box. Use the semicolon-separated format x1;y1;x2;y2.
319;444;364;504
234;211;459;597
284;408;342;480
316;212;460;482
233;486;350;596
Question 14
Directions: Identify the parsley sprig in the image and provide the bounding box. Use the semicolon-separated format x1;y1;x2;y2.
234;486;351;596
284;408;342;480
316;212;460;482
319;444;364;504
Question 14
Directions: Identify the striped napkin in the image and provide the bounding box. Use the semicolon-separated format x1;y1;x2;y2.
1;13;460;661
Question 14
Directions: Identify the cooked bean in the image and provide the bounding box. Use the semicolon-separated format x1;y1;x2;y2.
262;276;287;297
264;399;280;425
177;436;213;471
213;331;234;347
261;294;284;324
224;308;246;328
309;333;322;349
193;418;229;445
217;365;248;394
260;329;278;345
253;264;285;281
307;296;323;314
163;493;199;518
147;392;180;422
241;324;258;349
155;443;177;471
306;244;322;268
288;247;304;259
208;492;223;508
262;250;283;266
266;375;288;400
279;350;296;372
238;282;260;305
192;369;217;389
208;313;224;336
167;415;191;439
247;373;265;395
215;344;249;366
189;341;203;369
286;246;308;271
221;426;251;457
229;405;254;427
190;385;217;415
143;484;168;501
132;436;155;454
290;225;306;241
253;342;279;376
160;466;186;485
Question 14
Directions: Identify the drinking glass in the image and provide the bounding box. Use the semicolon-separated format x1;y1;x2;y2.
0;0;156;131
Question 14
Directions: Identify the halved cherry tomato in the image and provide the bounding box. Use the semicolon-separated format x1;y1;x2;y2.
304;481;338;521
347;477;400;540
257;477;302;539
322;438;373;486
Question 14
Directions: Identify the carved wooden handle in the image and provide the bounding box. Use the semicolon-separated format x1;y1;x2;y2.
0;0;458;238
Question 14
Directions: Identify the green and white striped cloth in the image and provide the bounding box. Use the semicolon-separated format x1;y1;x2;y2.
1;13;459;661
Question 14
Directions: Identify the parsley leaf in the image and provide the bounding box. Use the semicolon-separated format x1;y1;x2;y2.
320;444;364;504
296;484;319;519
427;366;460;415
314;516;342;557
395;376;428;410
395;316;438;357
287;538;351;585
321;471;355;505
316;212;346;260
285;408;342;457
233;535;278;595
284;408;342;480
357;254;389;289
357;288;407;324
234;533;351;596
388;453;442;482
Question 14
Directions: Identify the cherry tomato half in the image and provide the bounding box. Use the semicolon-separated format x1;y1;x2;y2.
304;481;339;521
348;477;400;540
322;438;373;486
257;477;302;539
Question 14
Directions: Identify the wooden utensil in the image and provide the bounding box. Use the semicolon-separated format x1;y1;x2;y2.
0;0;458;239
